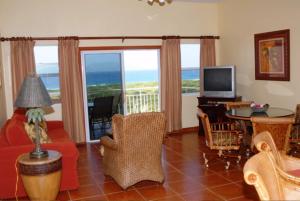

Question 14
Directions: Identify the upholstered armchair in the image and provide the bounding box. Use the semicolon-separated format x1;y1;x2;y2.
100;112;166;189
244;131;300;200
197;108;243;169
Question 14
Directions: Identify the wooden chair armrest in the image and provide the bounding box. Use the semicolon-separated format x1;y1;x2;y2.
100;136;118;150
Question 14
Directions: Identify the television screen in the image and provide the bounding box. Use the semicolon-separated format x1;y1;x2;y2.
203;65;236;98
204;68;232;91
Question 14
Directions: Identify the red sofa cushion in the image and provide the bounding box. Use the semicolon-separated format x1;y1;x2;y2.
5;118;32;146
0;120;10;146
48;128;70;141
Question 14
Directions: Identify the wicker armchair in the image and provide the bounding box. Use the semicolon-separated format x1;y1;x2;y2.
251;117;294;152
100;112;166;189
244;131;300;200
197;108;242;169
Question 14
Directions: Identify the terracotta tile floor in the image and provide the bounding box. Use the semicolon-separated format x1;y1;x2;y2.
23;132;260;201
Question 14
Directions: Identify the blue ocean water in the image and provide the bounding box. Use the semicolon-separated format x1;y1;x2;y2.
40;69;199;90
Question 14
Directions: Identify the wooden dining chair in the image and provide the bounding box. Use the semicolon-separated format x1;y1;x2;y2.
197;108;243;169
226;101;253;152
244;150;300;201
225;101;253;111
289;104;300;155
251;117;294;152
245;131;300;200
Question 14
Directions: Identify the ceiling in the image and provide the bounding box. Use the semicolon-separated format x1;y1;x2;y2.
173;0;222;2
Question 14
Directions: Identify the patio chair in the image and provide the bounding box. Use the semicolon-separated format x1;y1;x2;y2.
197;108;243;169
100;112;166;189
90;96;114;139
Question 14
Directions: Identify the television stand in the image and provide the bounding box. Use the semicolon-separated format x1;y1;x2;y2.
197;96;242;135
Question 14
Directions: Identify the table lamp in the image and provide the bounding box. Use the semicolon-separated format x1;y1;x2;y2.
15;74;52;158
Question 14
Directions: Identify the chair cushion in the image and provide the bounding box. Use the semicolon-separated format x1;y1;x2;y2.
5;119;32;146
24;123;52;144
287;169;300;177
47;128;71;142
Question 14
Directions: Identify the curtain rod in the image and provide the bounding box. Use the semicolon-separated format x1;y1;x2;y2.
0;35;220;42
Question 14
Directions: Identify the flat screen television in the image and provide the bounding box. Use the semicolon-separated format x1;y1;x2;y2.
203;65;236;98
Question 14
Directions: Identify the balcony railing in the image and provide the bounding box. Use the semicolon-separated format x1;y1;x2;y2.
126;87;159;114
87;86;160;114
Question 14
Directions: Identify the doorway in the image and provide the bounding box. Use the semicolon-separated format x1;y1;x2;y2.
81;48;160;141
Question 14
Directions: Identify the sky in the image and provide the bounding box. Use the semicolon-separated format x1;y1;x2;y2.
34;44;200;74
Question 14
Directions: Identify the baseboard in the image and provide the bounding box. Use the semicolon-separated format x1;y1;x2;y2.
167;126;199;135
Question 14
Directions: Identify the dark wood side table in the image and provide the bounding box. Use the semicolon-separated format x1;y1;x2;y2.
18;150;62;201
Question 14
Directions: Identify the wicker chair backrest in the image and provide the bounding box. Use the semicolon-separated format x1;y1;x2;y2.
251;117;294;152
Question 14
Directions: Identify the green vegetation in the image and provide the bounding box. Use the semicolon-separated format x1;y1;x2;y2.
182;80;200;94
47;80;200;102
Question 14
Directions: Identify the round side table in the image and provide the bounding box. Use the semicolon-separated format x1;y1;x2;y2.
18;150;62;201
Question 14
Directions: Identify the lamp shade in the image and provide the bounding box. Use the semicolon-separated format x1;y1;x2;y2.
15;74;52;108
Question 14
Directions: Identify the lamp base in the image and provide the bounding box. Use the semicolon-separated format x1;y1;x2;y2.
30;150;49;159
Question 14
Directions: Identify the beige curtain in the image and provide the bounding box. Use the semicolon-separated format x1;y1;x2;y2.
200;39;216;94
160;38;182;132
200;39;216;68
0;36;7;126
58;37;85;143
10;38;36;102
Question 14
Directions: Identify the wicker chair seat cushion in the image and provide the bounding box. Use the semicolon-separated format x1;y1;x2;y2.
211;132;239;146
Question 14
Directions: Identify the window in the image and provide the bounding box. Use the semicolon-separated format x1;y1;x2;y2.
180;44;200;94
34;46;60;100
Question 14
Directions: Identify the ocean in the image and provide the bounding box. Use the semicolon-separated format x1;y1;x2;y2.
40;69;199;90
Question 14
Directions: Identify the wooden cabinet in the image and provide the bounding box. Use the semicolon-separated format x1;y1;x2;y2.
197;96;242;135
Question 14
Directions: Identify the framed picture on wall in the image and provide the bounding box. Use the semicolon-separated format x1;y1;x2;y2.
254;29;290;81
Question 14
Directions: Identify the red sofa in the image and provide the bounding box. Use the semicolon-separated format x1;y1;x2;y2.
0;110;79;199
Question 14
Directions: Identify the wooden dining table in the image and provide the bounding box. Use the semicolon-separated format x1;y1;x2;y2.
225;107;294;157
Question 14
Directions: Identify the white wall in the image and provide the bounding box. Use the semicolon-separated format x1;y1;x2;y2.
218;0;300;110
0;0;220;127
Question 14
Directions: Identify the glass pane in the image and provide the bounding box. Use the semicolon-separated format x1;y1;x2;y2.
84;52;123;141
181;44;200;94
124;50;160;114
34;46;60;100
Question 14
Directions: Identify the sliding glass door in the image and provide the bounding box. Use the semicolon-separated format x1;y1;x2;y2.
81;51;124;141
81;48;160;141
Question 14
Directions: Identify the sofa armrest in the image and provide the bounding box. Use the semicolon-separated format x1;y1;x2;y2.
47;121;64;130
100;136;118;150
0;142;78;159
